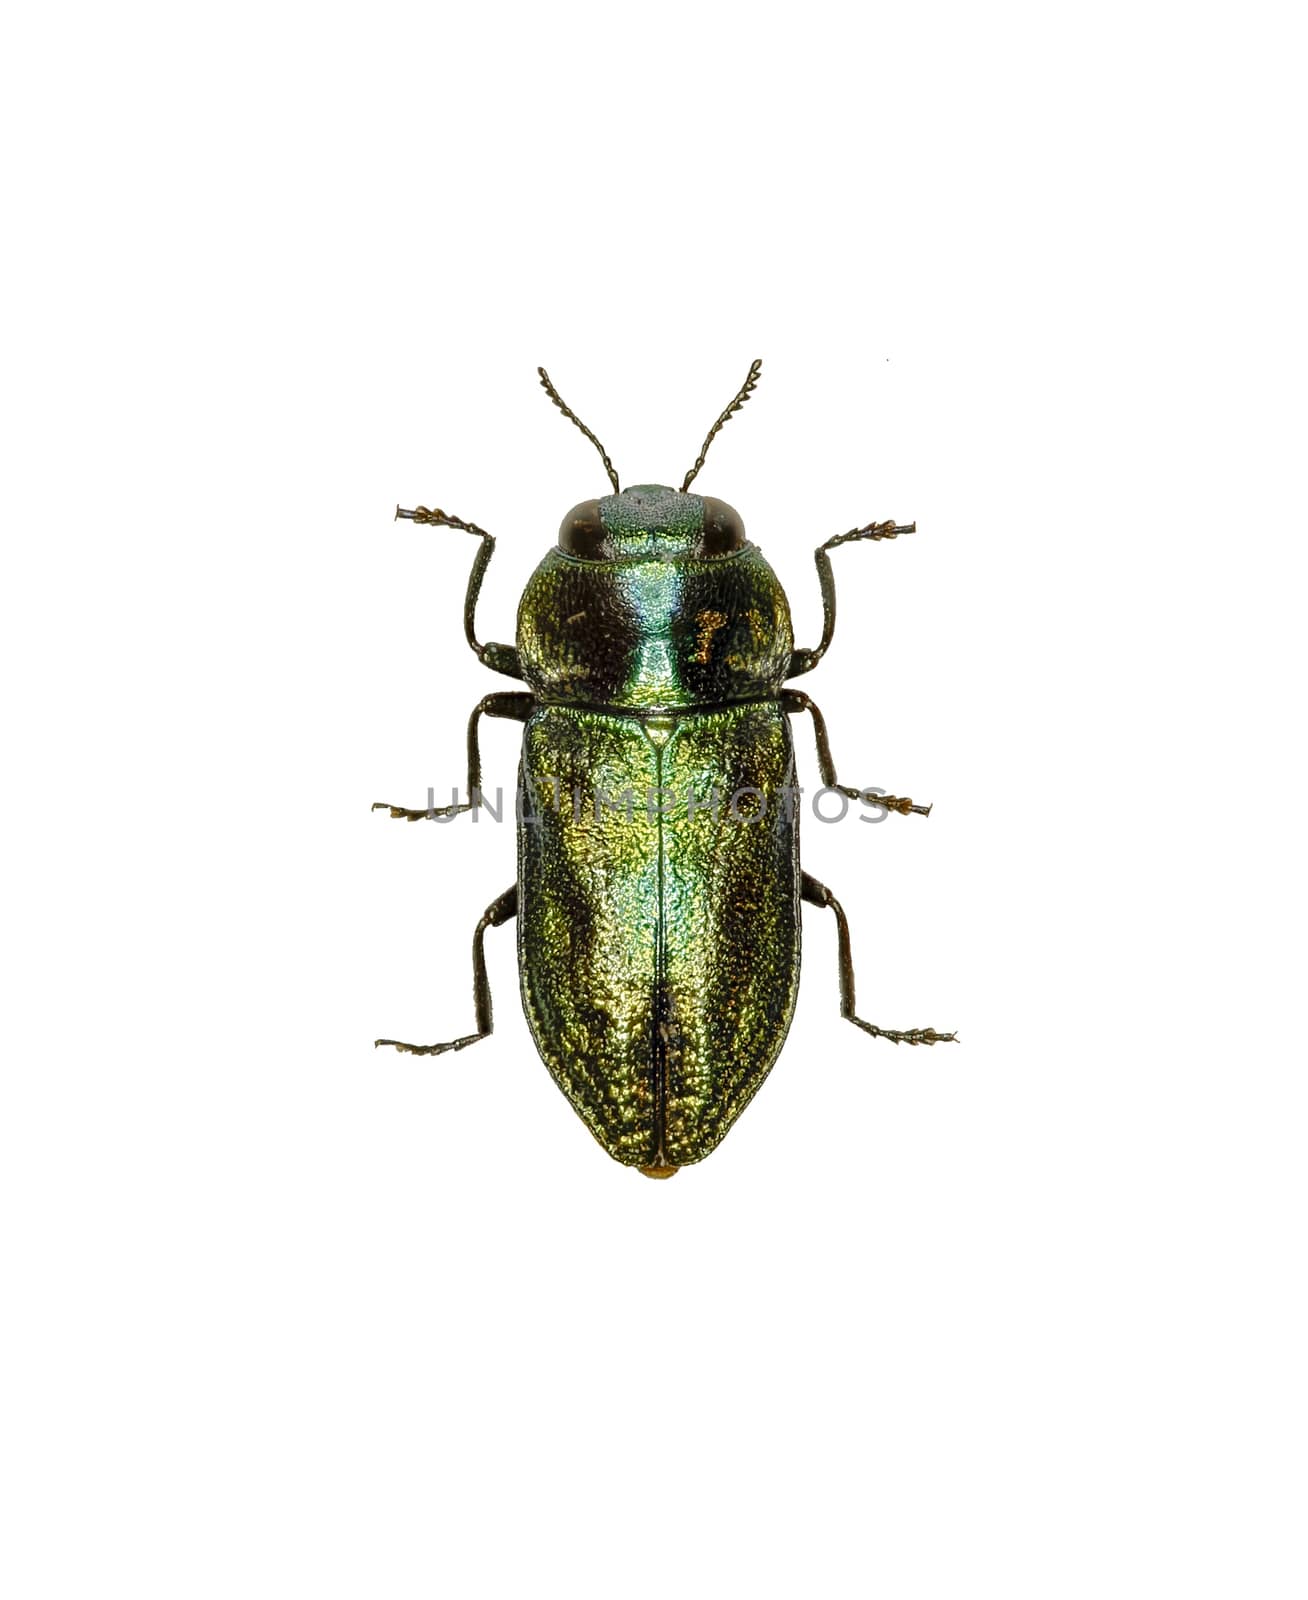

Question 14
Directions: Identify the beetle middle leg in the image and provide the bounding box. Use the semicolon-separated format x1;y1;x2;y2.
373;692;534;820
375;885;517;1056
782;689;931;817
787;519;916;678
801;872;955;1046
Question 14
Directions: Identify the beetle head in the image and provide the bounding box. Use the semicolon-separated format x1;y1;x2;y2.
558;485;746;562
538;359;763;549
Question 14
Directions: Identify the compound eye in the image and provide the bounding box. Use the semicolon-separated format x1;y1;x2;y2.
558;500;611;559
698;497;746;556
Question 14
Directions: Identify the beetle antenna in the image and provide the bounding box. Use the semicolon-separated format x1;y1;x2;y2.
680;358;763;493
537;367;621;494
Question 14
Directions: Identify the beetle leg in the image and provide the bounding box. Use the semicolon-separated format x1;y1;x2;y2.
373;692;534;820
787;520;916;678
801;873;956;1045
375;885;518;1055
393;504;523;679
781;689;931;815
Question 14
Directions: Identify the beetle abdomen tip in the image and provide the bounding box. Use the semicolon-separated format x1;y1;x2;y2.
638;1165;681;1180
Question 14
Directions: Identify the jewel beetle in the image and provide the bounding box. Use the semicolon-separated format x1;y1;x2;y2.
375;360;954;1177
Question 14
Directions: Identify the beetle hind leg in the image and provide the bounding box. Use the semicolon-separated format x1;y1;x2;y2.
375;885;518;1055
801;873;956;1046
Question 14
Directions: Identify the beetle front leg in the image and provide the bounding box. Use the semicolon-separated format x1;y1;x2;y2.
375;885;517;1055
394;504;523;679
373;691;534;820
781;689;931;816
801;873;955;1045
787;519;916;678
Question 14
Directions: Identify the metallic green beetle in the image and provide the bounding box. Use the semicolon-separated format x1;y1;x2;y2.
375;361;954;1177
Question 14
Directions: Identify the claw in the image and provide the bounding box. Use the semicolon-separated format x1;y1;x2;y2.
371;799;470;821
375;1033;484;1055
849;1019;958;1045
843;791;933;817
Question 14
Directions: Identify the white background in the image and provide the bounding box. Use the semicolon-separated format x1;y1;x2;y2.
3;3;1304;1596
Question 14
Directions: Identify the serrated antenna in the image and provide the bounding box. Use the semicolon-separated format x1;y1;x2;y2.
680;358;763;493
537;366;620;494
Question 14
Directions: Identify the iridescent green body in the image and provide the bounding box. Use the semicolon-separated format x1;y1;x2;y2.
516;486;800;1169
379;394;952;1171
